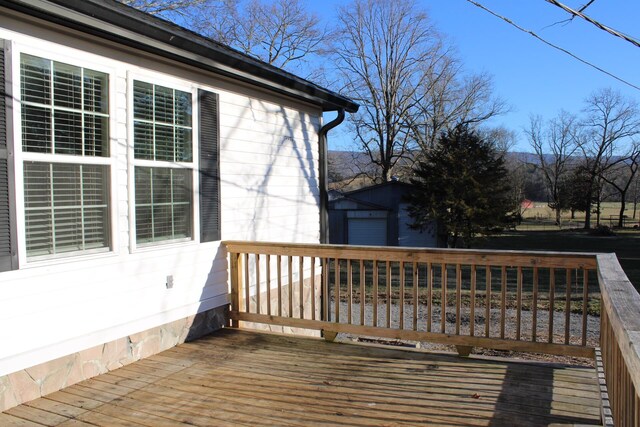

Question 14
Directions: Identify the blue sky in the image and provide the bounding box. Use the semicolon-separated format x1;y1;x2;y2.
309;0;640;152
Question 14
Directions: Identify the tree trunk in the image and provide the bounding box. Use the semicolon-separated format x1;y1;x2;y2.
555;208;562;228
382;166;393;182
618;196;627;228
584;201;592;229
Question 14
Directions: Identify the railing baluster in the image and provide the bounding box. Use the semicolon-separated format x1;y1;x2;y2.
485;265;492;338
532;266;538;342
399;261;405;330
335;258;340;323
360;259;365;326
582;269;588;346
470;264;476;337
441;263;447;334
373;260;378;327
427;262;433;333
455;263;461;335
385;261;391;328
386;261;391;329
549;268;555;343
266;254;271;316
516;266;522;340
299;256;304;319
565;269;571;345
244;253;250;314
347;260;353;324
322;258;328;321
288;256;293;318
229;252;240;328
500;266;506;339
413;262;418;331
310;257;315;321
255;254;261;315
277;255;282;317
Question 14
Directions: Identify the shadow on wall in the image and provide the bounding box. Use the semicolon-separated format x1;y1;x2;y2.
192;97;322;338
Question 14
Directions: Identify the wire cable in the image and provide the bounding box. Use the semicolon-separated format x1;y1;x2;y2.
464;0;640;92
544;0;640;49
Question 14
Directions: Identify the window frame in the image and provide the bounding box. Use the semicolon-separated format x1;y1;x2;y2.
126;70;200;252
12;43;119;266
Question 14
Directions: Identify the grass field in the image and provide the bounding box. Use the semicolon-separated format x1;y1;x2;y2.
474;228;640;292
520;201;640;230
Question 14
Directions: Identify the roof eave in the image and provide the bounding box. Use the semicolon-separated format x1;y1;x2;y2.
3;0;359;113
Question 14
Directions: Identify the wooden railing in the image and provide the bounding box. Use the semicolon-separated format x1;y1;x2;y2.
225;241;640;425
225;241;598;358
598;253;640;426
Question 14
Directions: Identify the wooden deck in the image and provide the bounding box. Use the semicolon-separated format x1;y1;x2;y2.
1;329;602;426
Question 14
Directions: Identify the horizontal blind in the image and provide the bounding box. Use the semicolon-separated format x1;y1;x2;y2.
20;54;109;157
135;166;192;244
23;162;109;257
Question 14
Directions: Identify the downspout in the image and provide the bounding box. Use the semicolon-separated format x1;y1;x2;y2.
318;108;345;244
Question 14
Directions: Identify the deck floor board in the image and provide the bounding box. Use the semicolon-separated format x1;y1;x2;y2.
2;328;601;426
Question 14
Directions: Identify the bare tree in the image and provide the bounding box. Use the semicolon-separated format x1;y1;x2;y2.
410;65;508;151
601;142;640;227
579;88;640;229
526;112;579;226
332;0;506;182
119;0;205;16
479;125;518;154
186;0;327;73
332;0;445;182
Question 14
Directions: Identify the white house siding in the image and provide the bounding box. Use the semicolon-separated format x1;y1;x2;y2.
0;10;322;380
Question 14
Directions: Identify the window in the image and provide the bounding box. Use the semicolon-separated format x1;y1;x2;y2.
132;80;193;244
20;54;111;258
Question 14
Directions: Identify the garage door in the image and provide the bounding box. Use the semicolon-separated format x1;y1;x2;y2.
348;218;387;246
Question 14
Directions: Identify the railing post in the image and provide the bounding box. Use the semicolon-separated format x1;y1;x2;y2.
229;251;242;328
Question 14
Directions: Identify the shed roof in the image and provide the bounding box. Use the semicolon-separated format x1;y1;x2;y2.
3;0;359;113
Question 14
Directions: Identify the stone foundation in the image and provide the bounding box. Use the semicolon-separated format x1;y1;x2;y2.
0;305;227;412
239;274;322;337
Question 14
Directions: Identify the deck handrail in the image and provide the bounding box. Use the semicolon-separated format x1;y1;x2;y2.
225;241;599;356
597;253;640;426
224;241;599;269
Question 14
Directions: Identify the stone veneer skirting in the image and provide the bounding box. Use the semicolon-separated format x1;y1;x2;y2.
0;305;227;412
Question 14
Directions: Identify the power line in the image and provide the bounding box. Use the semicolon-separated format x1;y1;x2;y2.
464;0;640;92
577;0;596;14
545;0;640;49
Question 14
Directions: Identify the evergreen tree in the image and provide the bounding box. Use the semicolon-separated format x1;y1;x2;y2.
406;125;512;247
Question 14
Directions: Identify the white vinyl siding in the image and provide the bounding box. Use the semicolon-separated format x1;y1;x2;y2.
20;53;111;258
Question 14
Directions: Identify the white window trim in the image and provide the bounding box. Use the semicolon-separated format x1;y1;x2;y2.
11;41;120;267
126;69;200;253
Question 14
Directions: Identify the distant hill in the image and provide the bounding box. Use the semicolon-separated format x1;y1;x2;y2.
328;150;542;182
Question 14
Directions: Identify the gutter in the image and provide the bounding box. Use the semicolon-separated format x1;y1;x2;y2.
318;109;345;244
